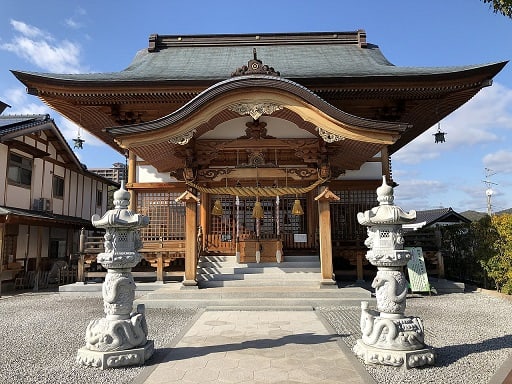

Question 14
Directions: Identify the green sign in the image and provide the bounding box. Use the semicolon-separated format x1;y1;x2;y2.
406;247;431;293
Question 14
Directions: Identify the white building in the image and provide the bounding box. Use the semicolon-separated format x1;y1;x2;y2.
0;111;117;290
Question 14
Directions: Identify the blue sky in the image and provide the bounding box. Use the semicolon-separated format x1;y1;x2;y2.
1;0;512;213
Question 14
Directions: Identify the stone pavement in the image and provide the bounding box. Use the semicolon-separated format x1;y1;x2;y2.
132;308;375;384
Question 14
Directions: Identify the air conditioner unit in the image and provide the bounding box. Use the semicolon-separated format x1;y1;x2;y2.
34;198;52;212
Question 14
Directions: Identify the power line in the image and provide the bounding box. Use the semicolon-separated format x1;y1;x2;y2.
483;168;498;216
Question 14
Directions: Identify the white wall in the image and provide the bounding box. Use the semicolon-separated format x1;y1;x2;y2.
338;162;383;180
137;165;176;183
0;145;6;205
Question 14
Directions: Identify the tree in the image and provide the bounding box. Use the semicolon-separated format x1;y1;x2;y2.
482;0;512;18
485;214;512;294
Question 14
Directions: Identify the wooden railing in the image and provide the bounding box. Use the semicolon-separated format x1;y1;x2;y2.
77;231;186;283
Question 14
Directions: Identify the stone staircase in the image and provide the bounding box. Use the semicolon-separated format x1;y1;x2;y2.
134;254;373;309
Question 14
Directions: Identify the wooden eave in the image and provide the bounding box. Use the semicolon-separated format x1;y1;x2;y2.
11;61;506;156
103;78;404;174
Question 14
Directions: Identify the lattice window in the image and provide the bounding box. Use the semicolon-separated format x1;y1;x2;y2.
137;192;185;241
280;196;307;235
330;189;377;245
210;195;237;240
209;195;306;237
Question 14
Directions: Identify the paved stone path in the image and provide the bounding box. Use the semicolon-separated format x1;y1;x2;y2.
133;309;375;384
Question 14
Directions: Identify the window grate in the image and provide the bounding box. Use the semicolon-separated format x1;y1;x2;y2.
137;192;185;241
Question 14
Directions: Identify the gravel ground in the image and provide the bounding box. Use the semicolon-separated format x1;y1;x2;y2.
0;290;511;384
0;292;198;384
320;291;512;384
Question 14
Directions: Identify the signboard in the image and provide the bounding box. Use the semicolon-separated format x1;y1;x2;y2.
294;234;307;243
406;247;431;293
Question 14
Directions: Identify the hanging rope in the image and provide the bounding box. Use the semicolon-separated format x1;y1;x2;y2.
186;177;327;197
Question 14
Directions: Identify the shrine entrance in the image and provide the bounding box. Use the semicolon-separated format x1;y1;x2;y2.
206;194;313;256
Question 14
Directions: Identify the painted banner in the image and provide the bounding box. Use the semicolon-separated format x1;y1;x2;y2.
406;247;431;293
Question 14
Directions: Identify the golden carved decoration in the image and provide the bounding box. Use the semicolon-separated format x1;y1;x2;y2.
228;102;283;120
316;127;346;143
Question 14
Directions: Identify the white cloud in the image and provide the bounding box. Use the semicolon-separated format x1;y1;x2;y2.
65;7;87;30
483;150;512;174
1;19;83;73
393;83;512;165
65;18;82;29
10;20;51;40
392;178;447;210
2;87;28;107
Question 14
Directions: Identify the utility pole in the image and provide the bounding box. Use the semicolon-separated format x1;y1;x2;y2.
483;168;498;216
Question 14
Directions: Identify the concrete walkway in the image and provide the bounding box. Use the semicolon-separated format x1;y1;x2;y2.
133;308;375;384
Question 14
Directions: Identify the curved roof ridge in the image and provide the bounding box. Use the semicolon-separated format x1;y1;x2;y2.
106;75;408;136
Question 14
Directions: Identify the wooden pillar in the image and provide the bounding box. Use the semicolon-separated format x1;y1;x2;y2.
314;187;340;286
307;191;317;249
0;223;4;272
156;253;164;282
200;193;208;253
356;252;364;282
0;223;4;297
33;227;43;292
128;151;137;212
176;191;200;287
77;228;86;282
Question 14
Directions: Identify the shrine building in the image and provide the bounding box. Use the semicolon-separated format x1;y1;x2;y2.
12;31;506;284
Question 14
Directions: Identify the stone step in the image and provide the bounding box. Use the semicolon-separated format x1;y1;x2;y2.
135;285;373;308
198;261;321;269
144;285;369;300
136;296;371;309
199;255;319;264
196;253;323;289
198;267;321;275
198;273;321;282
198;279;323;288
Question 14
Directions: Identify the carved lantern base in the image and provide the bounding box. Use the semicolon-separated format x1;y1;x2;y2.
353;301;435;368
353;340;435;369
77;340;154;370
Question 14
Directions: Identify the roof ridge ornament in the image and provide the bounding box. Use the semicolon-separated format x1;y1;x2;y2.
231;48;281;77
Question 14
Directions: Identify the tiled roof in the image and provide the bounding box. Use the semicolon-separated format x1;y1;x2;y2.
0;206;93;228
413;208;471;226
0;100;10;114
12;31;504;82
0;114;51;136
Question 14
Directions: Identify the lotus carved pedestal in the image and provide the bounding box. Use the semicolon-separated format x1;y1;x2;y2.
76;182;153;369
353;177;435;369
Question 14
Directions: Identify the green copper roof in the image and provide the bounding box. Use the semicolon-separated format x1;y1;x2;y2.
11;31;505;82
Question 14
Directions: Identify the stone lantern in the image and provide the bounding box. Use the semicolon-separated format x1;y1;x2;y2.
76;182;153;369
353;176;435;369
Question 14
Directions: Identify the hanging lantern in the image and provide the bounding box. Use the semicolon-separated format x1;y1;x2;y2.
212;199;223;216
252;198;264;219
74;108;85;149
433;122;446;144
73;136;85;149
292;197;304;216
